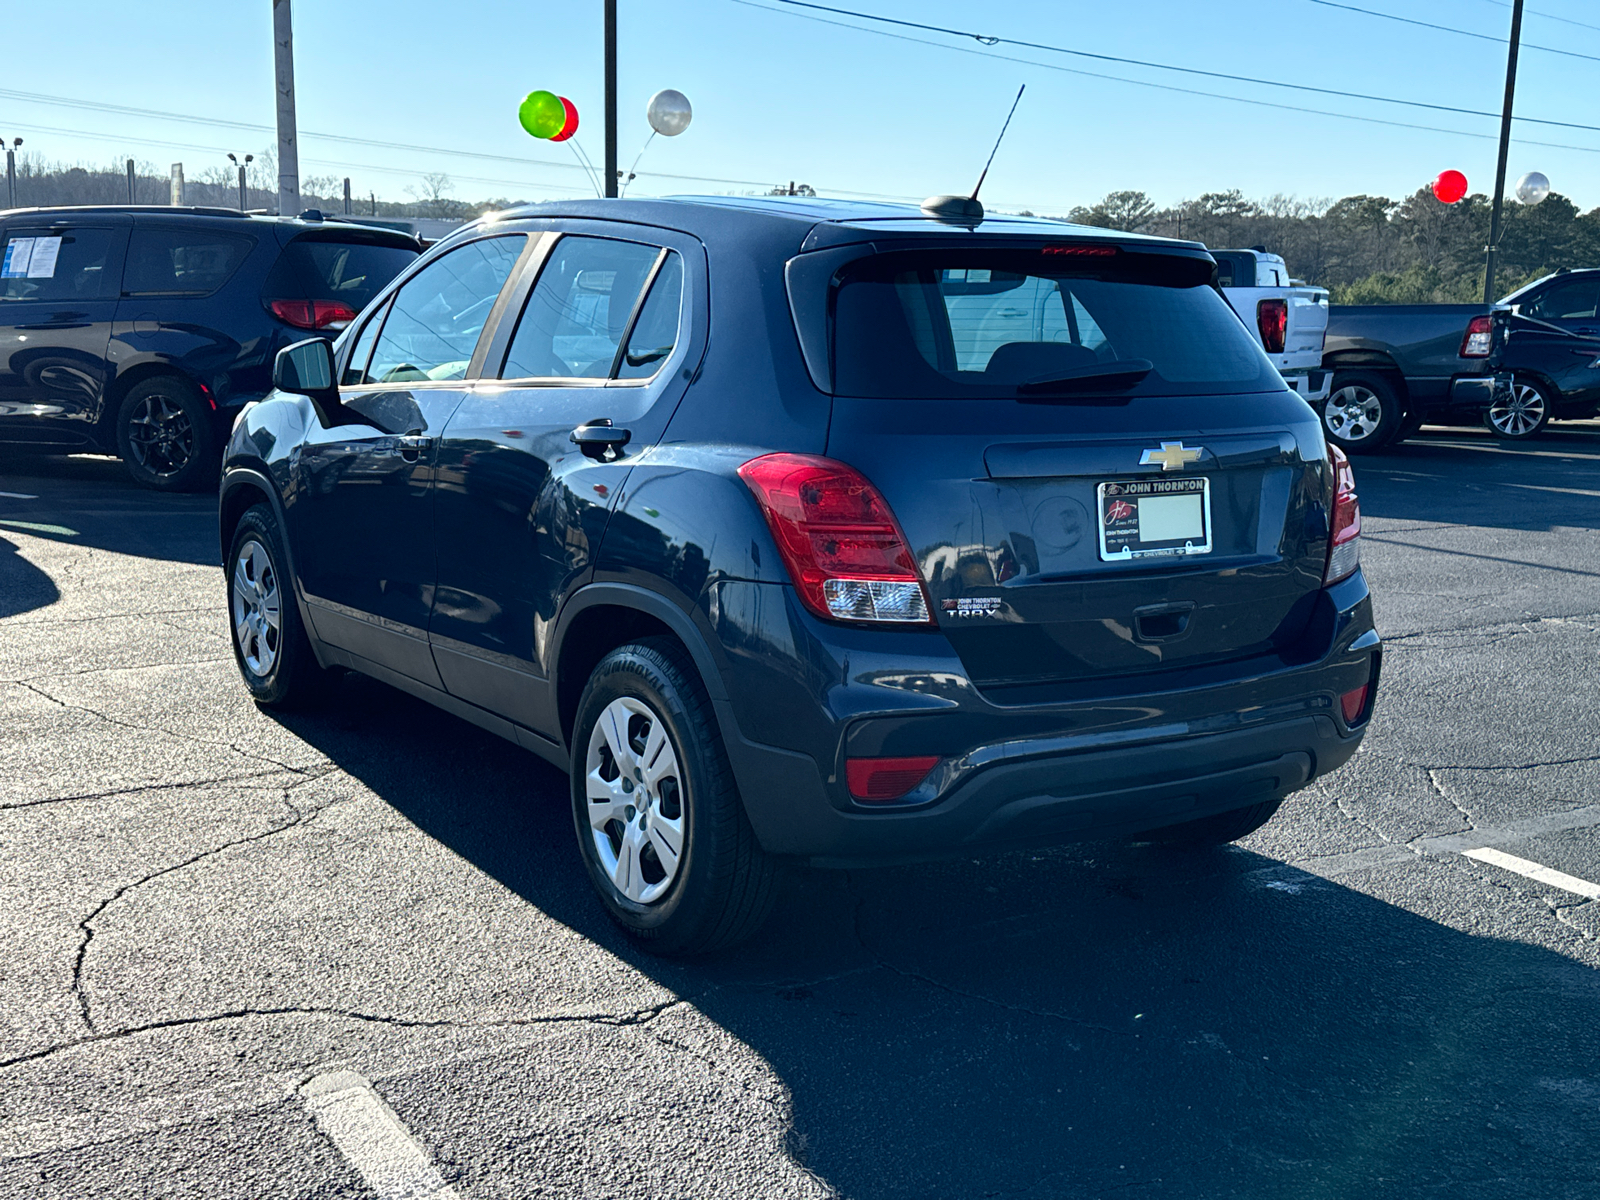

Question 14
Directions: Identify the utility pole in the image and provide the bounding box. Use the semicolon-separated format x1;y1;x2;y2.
126;159;135;204
603;0;618;198
273;0;301;217
343;177;351;215
170;163;184;206
1483;0;1525;306
5;139;20;209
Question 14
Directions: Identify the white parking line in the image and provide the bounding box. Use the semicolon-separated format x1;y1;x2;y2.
1462;847;1600;901
300;1070;460;1200
0;490;38;499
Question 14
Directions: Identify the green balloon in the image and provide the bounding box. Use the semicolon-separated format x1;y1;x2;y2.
519;90;566;139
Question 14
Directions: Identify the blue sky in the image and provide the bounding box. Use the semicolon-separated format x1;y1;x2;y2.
3;0;1599;214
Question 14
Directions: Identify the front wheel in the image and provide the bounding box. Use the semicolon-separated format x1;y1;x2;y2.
226;504;329;709
1322;371;1404;453
571;638;779;956
1485;378;1552;440
1146;799;1284;846
116;376;217;492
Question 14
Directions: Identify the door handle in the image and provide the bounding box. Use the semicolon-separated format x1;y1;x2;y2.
396;434;433;462
571;418;632;461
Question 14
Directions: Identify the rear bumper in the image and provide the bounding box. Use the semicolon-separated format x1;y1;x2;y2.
1282;368;1331;404
711;572;1379;865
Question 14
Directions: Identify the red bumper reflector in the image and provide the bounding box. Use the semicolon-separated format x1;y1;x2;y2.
847;755;940;801
1340;685;1369;725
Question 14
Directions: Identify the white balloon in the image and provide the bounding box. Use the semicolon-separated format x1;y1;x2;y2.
1515;171;1550;205
647;89;692;137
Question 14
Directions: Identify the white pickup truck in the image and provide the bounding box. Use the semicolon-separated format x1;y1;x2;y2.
1212;249;1331;405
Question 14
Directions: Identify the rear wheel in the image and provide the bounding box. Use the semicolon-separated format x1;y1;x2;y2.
1147;799;1283;846
571;638;779;956
1485;377;1551;440
116;376;216;492
1322;371;1404;453
226;504;328;709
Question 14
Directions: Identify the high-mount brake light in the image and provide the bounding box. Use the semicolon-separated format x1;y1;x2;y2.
1257;297;1288;354
1460;314;1494;358
1324;444;1361;586
1042;244;1118;257
737;453;934;625
268;299;358;331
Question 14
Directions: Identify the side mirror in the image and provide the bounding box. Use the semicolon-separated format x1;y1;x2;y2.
273;338;338;401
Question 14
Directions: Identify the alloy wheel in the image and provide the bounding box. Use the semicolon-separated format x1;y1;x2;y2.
1324;385;1385;444
1487;380;1547;437
231;539;283;678
585;696;686;905
125;393;195;478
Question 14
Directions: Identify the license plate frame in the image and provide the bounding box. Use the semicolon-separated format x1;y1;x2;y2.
1097;477;1213;561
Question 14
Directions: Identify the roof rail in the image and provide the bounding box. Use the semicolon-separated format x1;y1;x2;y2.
0;204;253;219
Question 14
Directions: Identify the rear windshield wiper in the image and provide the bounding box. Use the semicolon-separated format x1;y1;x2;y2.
1015;359;1154;396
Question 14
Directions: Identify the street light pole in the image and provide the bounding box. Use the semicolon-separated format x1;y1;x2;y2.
1483;0;1525;306
272;0;301;216
227;153;253;210
4;139;21;209
604;0;618;198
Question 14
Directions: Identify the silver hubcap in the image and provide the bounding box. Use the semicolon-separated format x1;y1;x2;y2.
1488;381;1546;437
231;539;283;677
585;697;685;905
126;394;194;476
1324;386;1385;443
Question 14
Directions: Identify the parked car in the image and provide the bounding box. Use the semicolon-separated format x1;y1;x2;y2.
1212;248;1330;405
1479;270;1600;438
220;198;1379;954
0;206;420;489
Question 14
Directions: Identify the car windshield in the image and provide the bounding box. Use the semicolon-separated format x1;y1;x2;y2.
832;249;1281;399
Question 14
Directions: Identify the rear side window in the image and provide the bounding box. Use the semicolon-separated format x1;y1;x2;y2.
500;236;668;380
832;249;1279;399
282;238;417;311
123;228;254;296
361;235;523;384
1;228;119;301
1525;278;1599;321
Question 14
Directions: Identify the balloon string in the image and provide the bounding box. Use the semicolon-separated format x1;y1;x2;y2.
620;132;656;198
566;140;604;198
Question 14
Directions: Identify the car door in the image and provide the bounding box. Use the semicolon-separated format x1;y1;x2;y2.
428;226;701;734
289;233;531;687
0;217;128;447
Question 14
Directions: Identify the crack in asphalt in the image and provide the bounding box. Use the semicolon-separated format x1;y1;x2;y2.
0;770;294;812
0;996;696;1073
6;656;233;683
1424;768;1476;832
1378;609;1600;646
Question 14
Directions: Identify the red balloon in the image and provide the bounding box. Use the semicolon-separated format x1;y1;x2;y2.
550;96;579;143
1432;170;1468;204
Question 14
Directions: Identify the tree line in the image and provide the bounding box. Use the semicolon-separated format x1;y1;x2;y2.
1052;188;1600;303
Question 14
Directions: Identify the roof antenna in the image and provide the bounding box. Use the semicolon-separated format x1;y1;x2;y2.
922;84;1025;224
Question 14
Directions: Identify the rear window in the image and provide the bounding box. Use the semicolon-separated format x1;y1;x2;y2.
832;249;1279;399
281;238;418;311
123;228;255;296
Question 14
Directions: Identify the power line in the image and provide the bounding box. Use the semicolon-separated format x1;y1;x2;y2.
1477;0;1600;37
735;0;1600;156
766;0;1600;133
1308;0;1600;63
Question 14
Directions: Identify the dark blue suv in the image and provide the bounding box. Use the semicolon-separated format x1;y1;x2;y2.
219;198;1379;954
0;206;418;489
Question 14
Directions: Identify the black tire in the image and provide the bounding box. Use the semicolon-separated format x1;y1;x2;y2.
225;503;328;709
1321;371;1404;453
571;637;780;956
1484;377;1552;440
116;376;218;492
1146;799;1283;846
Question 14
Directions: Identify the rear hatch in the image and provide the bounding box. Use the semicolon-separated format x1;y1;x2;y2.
810;238;1333;699
263;229;420;333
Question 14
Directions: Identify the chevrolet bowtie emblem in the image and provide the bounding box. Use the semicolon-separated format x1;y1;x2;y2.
1140;442;1203;471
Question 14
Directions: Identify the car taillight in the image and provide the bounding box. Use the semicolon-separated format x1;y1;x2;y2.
847;755;940;801
1257;298;1288;354
737;453;933;625
1324;443;1361;586
268;299;357;331
1340;684;1370;725
1460;314;1493;357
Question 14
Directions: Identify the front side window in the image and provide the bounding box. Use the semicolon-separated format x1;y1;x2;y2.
501;236;669;380
123;228;255;296
1525;278;1599;321
340;296;390;386
362;235;524;384
0;228;118;302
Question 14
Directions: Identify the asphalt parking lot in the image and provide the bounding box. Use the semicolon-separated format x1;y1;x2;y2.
2;425;1599;1200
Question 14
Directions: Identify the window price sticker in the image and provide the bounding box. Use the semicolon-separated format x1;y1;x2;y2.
1;237;62;279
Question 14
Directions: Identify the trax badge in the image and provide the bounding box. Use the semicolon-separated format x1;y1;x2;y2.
942;598;1002;618
1140;442;1203;471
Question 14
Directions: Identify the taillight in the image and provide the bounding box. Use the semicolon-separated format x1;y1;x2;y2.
1324;443;1361;586
268;299;357;331
847;755;940;801
1257;298;1288;354
1460;314;1493;357
1340;685;1370;725
737;453;933;625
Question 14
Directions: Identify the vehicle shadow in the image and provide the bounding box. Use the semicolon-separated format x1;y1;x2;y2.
271;672;1600;1199
1355;424;1600;533
0;534;60;618
0;453;218;568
